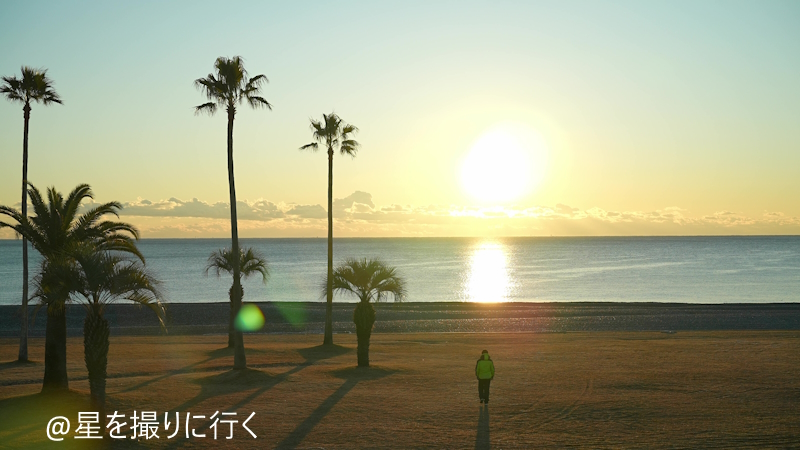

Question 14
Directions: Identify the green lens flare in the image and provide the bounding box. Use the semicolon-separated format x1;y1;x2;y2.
235;304;265;331
274;302;307;328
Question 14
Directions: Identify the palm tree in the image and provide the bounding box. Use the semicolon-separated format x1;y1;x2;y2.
328;258;405;367
33;247;164;417
0;183;141;392
195;56;271;370
205;247;269;348
1;66;62;362
300;113;360;346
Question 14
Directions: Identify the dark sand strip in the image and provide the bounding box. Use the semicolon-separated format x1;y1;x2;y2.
1;302;799;337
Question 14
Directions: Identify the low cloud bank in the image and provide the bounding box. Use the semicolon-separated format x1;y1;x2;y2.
2;192;798;238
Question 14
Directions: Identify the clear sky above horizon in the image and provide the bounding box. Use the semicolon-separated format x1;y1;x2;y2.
2;0;799;237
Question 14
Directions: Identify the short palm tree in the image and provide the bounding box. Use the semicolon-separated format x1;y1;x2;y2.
1;66;62;362
328;258;405;367
205;247;269;348
33;247;164;417
300;113;360;346
195;56;271;369
0;183;141;392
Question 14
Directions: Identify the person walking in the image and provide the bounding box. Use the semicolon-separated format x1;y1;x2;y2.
475;349;495;404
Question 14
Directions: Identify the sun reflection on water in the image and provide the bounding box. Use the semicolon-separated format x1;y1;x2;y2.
465;242;512;303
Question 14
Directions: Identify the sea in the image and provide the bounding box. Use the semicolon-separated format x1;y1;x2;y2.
0;236;798;305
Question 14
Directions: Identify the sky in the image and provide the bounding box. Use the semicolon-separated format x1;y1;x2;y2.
1;0;799;238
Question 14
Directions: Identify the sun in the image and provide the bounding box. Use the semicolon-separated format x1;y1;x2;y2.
461;123;548;203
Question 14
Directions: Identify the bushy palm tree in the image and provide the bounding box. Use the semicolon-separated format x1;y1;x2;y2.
0;183;141;392
205;247;269;348
328;258;405;367
33;247;164;416
300;113;360;346
195;56;271;369
1;66;63;362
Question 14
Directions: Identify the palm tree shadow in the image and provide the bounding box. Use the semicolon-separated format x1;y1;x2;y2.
296;343;351;361
172;365;293;415
0;359;39;372
476;404;490;450
115;346;274;395
206;345;271;358
276;366;395;449
115;355;216;394
173;344;353;413
225;344;353;413
159;345;353;450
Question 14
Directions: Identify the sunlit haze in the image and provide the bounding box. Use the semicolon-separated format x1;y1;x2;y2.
2;1;799;237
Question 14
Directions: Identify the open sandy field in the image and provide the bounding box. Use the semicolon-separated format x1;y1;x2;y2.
1;330;799;449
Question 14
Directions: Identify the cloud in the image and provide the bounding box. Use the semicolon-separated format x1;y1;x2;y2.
285;204;326;219
86;197;286;221
555;203;579;216
334;191;375;214
8;191;794;238
380;204;410;212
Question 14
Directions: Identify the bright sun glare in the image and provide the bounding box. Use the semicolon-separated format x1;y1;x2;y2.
461;123;549;203
465;242;512;303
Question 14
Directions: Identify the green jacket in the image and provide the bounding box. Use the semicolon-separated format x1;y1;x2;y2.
475;354;495;380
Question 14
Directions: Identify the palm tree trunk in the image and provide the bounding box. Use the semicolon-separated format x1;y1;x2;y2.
84;307;109;418
226;108;246;369
227;288;235;348
42;303;68;392
324;149;334;345
18;103;30;362
353;302;375;367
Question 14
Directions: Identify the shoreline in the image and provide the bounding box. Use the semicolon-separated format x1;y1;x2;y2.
1;301;799;337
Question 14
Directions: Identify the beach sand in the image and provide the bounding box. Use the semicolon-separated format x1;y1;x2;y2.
1;322;799;448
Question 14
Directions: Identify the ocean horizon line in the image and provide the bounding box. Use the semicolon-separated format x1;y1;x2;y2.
3;234;800;241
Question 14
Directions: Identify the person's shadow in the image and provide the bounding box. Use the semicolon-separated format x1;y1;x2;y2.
476;404;490;449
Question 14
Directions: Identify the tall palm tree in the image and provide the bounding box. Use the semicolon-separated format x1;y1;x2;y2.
1;66;62;362
328;258;405;367
195;56;271;370
0;183;141;392
205;247;269;348
33;247;164;417
300;113;360;346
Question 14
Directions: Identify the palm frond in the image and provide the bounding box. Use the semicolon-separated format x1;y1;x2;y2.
27;183;48;219
194;102;217;116
194;57;270;117
300;113;360;159
71;202;123;236
0;75;25;103
62;184;94;229
0;205;23;225
341;123;358;136
1;66;62;105
340;139;360;156
246;95;272;110
205;246;269;283
247;74;268;87
3;183;153;331
66;247;166;328
327;258;406;303
308;119;325;141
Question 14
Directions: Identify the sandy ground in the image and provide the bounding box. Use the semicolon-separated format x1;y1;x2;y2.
1;331;799;449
